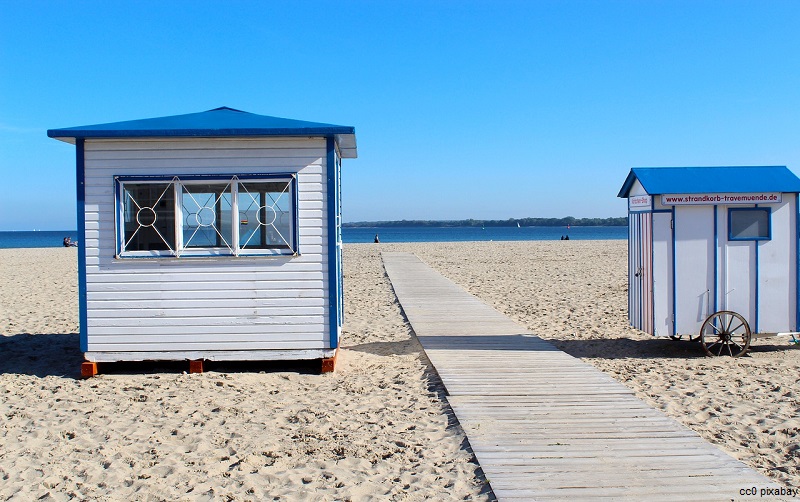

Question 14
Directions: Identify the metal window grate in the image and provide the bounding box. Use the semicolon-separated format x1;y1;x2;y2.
117;175;296;257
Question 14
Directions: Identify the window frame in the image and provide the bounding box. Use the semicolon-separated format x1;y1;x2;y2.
114;174;299;258
728;207;772;242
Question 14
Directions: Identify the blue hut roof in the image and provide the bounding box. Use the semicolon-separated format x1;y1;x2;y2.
47;107;357;158
617;166;800;197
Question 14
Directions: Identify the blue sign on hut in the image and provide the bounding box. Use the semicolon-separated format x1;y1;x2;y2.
618;166;800;357
47;107;357;375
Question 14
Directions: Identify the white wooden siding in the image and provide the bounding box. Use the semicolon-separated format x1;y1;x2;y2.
757;198;797;332
82;137;331;357
628;179;647;197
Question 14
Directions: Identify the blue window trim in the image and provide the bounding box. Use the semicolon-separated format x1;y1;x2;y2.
728;207;772;241
115;178;124;257
76;140;88;352
114;173;299;258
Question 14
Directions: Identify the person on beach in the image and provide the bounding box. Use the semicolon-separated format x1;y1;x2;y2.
63;237;77;247
374;234;380;243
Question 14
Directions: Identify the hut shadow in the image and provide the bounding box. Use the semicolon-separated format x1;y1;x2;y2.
99;359;321;376
346;333;560;356
549;336;722;360
203;359;321;374
414;333;562;352
344;339;426;357
748;341;800;354
0;332;322;377
550;336;800;360
0;332;83;378
403;332;719;360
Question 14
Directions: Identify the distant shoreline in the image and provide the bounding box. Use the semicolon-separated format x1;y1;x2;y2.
343;217;627;228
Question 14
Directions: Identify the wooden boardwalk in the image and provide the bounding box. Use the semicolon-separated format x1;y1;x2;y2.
382;252;782;501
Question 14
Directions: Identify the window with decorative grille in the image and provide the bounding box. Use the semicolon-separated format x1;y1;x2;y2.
116;175;298;257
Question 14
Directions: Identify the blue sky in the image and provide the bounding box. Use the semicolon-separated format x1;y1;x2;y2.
2;1;799;230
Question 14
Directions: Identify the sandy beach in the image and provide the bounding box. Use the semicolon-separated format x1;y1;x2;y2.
1;241;798;500
0;247;489;501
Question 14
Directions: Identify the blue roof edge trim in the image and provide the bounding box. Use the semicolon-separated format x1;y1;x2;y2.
46;126;355;138
617;170;640;198
618;166;800;198
208;106;246;112
46;107;358;158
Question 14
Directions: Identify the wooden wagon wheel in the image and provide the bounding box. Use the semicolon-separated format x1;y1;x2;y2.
699;310;751;357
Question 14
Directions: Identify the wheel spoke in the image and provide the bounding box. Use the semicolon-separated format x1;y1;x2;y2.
724;314;734;333
726;341;734;357
716;342;726;356
729;321;745;334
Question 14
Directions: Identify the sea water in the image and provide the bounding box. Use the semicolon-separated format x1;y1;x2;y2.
0;231;81;249
0;226;627;248
343;226;627;243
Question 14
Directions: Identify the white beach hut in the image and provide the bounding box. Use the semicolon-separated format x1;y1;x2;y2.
47;107;356;375
618;166;800;356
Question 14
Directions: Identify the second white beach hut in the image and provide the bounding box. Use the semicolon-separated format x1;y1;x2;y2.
618;166;800;356
47;107;357;375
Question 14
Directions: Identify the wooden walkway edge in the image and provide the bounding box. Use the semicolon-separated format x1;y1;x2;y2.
382;252;784;501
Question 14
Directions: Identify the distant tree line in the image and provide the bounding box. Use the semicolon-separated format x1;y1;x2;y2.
343;216;627;228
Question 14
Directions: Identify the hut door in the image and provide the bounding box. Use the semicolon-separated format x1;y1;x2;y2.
722;241;756;331
651;212;673;337
629;212;654;334
673;206;715;335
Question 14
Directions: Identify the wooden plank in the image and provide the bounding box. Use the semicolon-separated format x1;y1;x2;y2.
86;340;328;352
86;280;327;293
84;159;323;173
85;348;334;363
88;332;327;343
85;270;328;282
382;252;782;501
87;317;325;336
88;306;326;318
84;137;325;151
86;289;327;301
